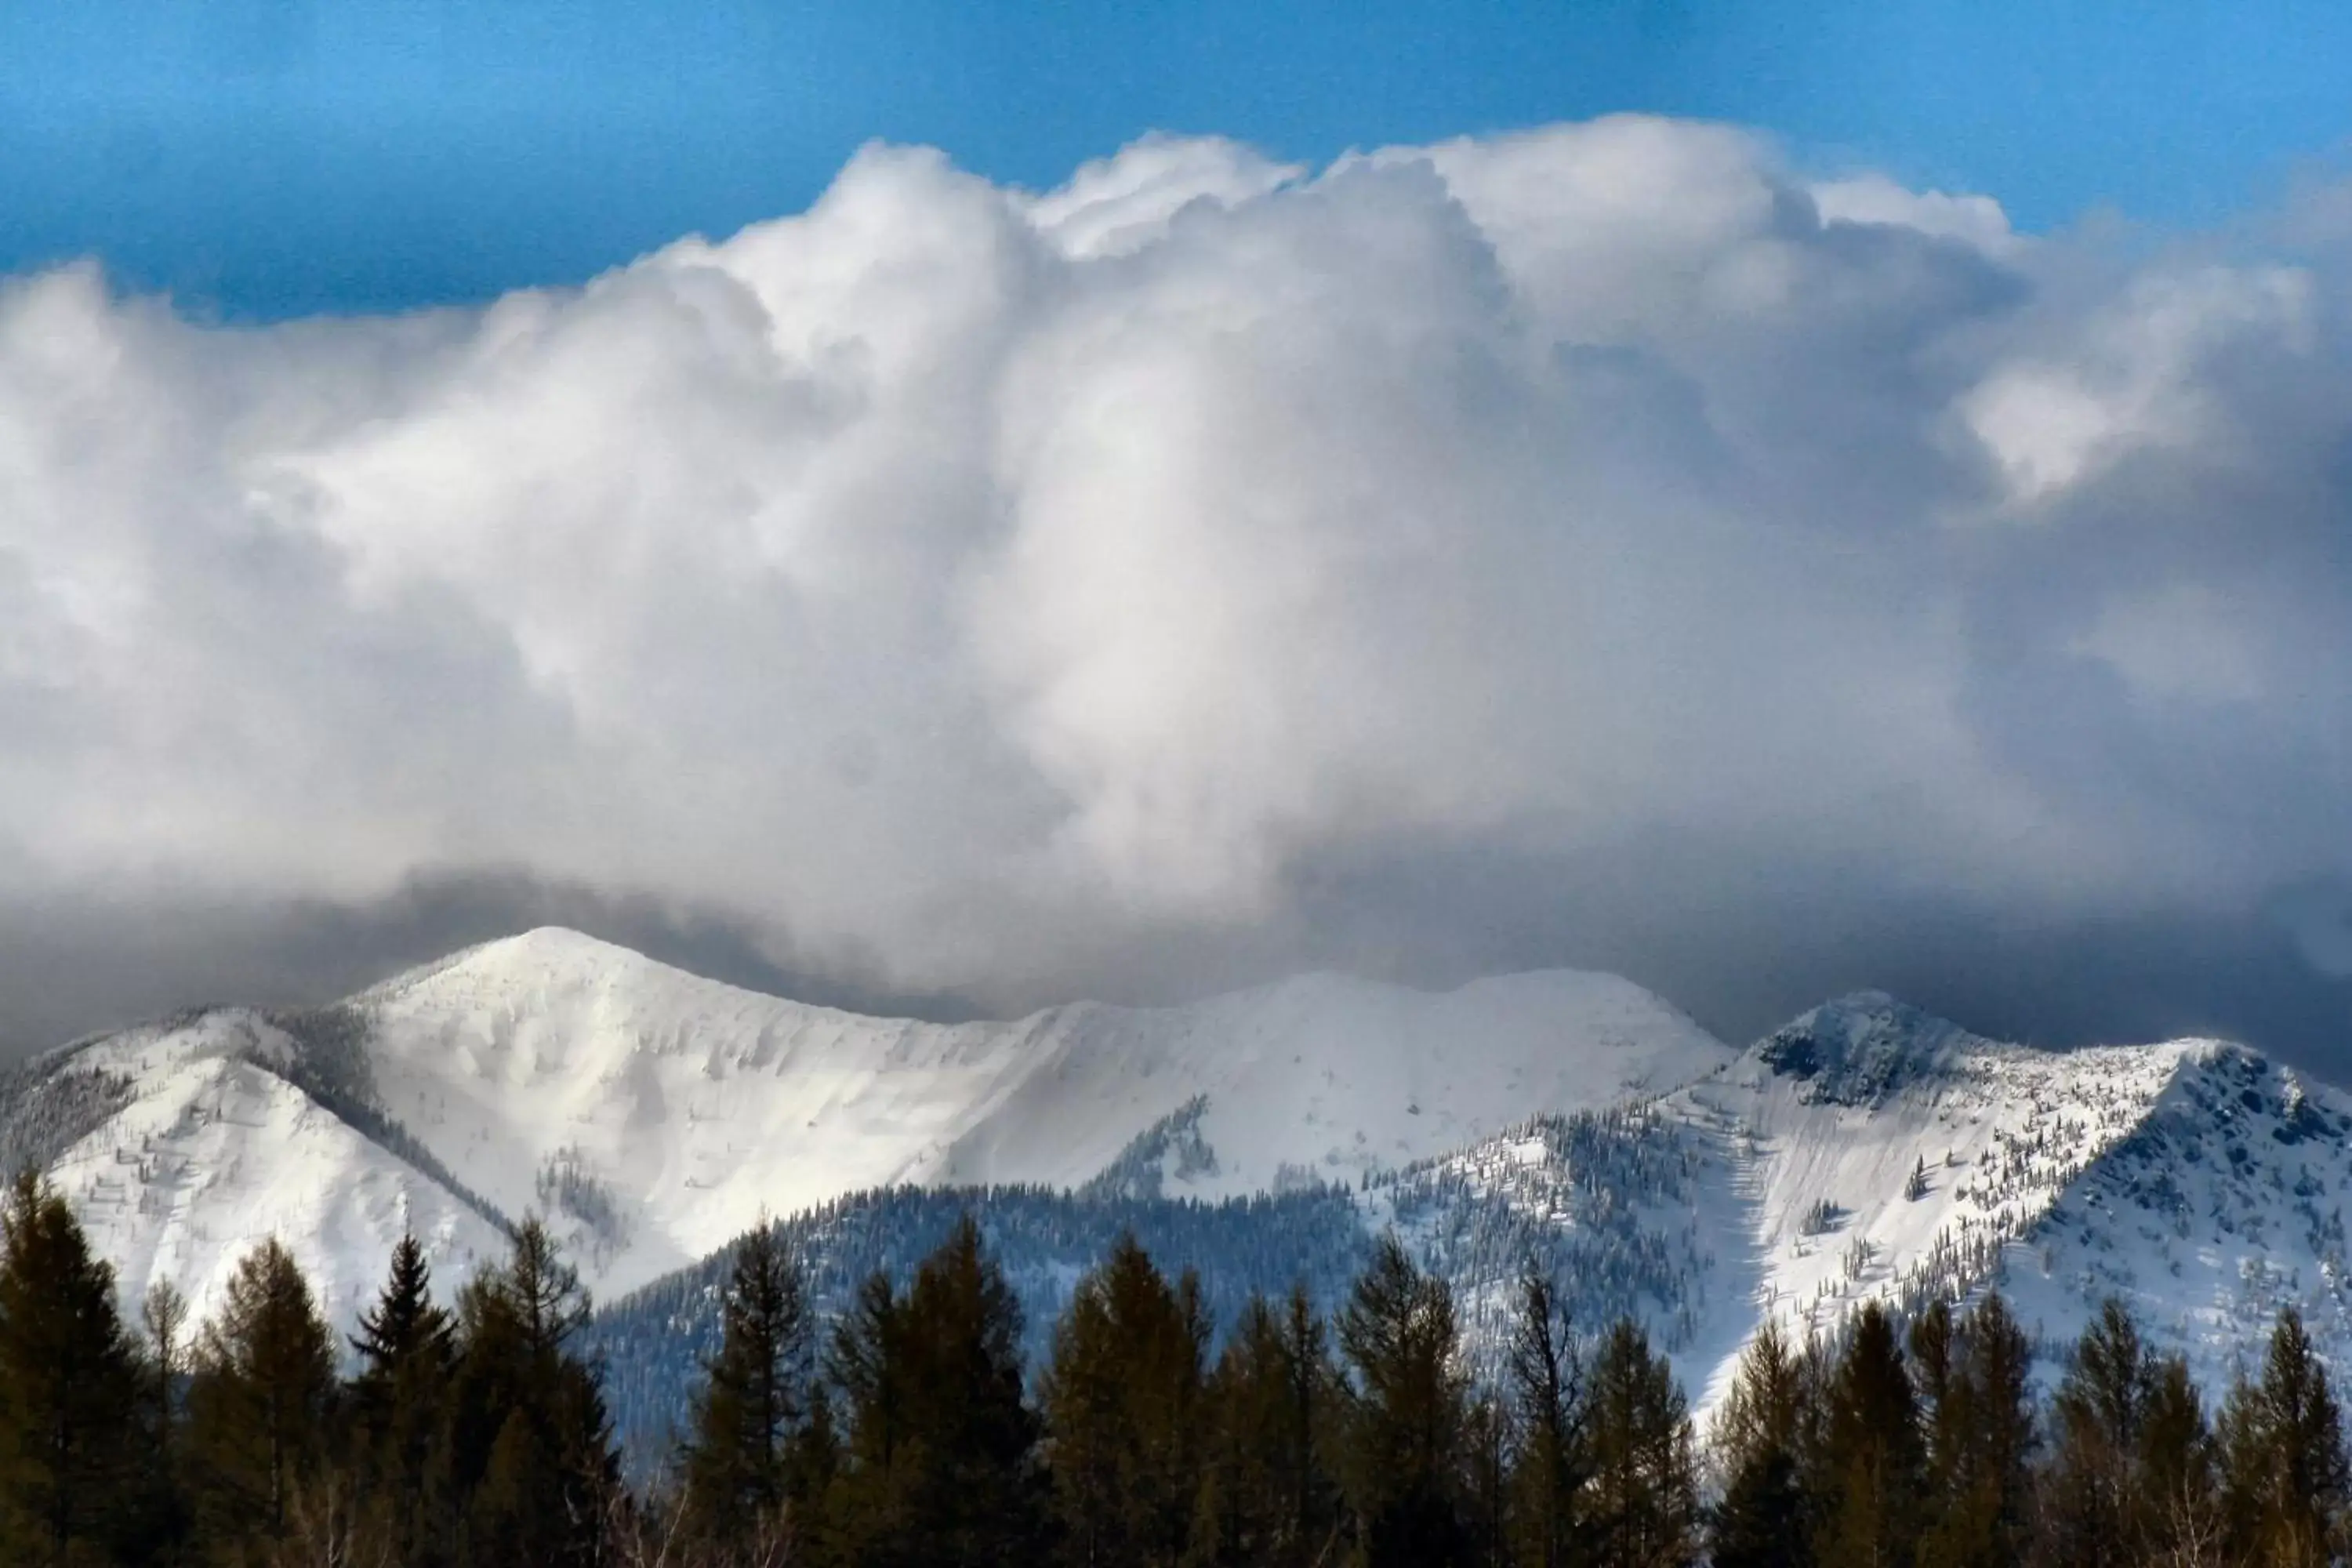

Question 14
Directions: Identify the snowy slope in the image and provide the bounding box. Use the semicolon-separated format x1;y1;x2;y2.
1661;993;2203;1403
1388;992;2352;1412
590;989;2352;1443
11;928;1730;1321
346;929;1730;1297
42;922;2348;1425
599;993;2352;1448
31;1011;506;1330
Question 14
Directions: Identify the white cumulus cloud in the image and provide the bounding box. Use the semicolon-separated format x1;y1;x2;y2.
5;115;2352;1022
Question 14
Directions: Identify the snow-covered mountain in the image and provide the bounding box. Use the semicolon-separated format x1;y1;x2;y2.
22;1011;510;1335
1364;991;2352;1407
21;930;2352;1455
2;927;1730;1326
1679;992;2352;1398
591;991;2352;1451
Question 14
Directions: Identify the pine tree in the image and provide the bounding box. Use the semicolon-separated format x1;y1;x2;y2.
1583;1318;1699;1568
2136;1353;2220;1567
2218;1307;2349;1568
348;1232;459;1567
0;1169;147;1566
787;1379;843;1565
680;1221;810;1552
827;1269;906;1482
2215;1368;2267;1563
1037;1232;1207;1568
1337;1234;1470;1568
448;1217;619;1568
1506;1271;1588;1568
1912;1294;2034;1568
1194;1287;1341;1568
1710;1319;1814;1568
142;1278;193;1564
1907;1301;1957;1490
183;1236;339;1559
1458;1392;1515;1568
1811;1301;1922;1568
1194;1298;1272;1567
1277;1283;1341;1563
826;1214;1048;1568
2040;1298;2152;1568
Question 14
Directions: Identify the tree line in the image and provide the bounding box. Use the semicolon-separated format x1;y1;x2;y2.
0;1165;2347;1568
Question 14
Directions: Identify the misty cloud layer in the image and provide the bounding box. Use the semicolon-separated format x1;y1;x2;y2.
5;118;2350;1058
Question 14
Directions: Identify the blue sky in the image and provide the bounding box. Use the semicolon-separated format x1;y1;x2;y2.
3;0;2347;319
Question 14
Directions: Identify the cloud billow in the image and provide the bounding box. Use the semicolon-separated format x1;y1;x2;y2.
4;118;2348;1053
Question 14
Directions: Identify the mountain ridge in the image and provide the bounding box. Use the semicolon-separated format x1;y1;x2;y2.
18;927;2352;1461
586;983;2352;1451
13;926;1730;1328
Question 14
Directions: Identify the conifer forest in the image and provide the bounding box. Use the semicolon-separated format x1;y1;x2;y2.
2;1170;2351;1566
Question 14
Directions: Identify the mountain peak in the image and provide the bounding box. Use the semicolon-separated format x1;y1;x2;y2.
1751;990;1991;1106
356;926;698;1009
480;925;651;971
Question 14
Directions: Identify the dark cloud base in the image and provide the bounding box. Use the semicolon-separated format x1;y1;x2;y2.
5;866;2343;1084
1285;839;2352;1073
0;870;975;1062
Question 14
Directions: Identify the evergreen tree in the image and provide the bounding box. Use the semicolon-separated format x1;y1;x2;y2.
1194;1287;1341;1568
787;1379;843;1565
679;1221;810;1552
1907;1302;1958;1495
142;1279;192;1566
183;1236;338;1560
1911;1294;2033;1568
1038;1232;1207;1568
347;1232;459;1567
2215;1368;2267;1564
826;1269;906;1494
0;1169;147;1566
1583;1319;1699;1568
1458;1392;1515;1568
2040;1298;2153;1568
1277;1283;1343;1564
2136;1353;2220;1568
826;1214;1048;1568
1337;1235;1470;1568
1811;1301;1922;1568
2217;1307;2349;1568
1710;1319;1814;1568
448;1218;619;1568
1504;1272;1587;1568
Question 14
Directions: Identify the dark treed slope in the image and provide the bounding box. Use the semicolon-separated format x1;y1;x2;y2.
9;1166;2352;1566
